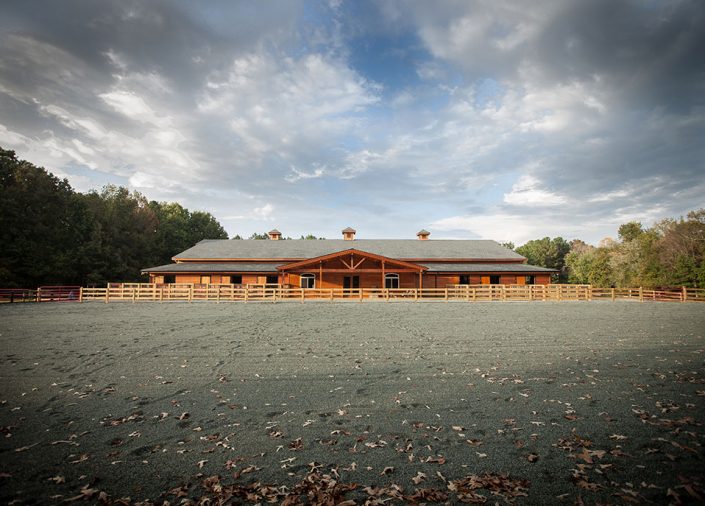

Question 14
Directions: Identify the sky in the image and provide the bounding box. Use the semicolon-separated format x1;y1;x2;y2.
1;0;703;245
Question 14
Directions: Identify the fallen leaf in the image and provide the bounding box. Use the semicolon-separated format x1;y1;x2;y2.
412;471;427;484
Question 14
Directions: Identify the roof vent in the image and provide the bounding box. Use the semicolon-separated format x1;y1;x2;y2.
342;227;356;240
268;229;282;240
417;229;430;240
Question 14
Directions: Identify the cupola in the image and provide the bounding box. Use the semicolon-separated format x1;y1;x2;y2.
342;227;356;240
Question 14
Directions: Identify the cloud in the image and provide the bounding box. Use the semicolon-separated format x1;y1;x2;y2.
503;174;566;207
0;0;703;242
285;165;326;183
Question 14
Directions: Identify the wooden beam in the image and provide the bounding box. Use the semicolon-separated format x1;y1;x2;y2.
319;261;323;289
352;257;366;269
382;260;385;288
291;268;419;274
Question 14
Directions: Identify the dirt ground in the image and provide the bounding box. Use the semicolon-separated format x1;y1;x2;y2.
1;300;704;504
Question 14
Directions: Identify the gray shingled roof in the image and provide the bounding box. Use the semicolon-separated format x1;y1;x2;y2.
421;263;557;273
174;239;525;261
142;263;281;273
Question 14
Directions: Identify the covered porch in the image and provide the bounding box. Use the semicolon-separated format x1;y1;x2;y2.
277;248;427;290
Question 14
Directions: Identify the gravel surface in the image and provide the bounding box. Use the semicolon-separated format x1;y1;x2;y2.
1;300;704;504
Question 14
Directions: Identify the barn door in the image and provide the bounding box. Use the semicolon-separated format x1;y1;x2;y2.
343;275;359;295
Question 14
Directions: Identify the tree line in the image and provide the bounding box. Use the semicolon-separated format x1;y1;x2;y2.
2;148;703;288
1;148;228;287
513;213;705;288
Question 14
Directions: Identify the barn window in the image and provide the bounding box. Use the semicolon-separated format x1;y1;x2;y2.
459;275;470;285
230;275;242;285
300;273;315;289
490;275;501;284
266;275;278;285
384;273;399;289
164;274;175;284
525;275;535;285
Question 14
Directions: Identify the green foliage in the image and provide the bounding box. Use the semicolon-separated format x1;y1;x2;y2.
0;148;229;287
0;148;89;286
248;232;270;240
499;241;515;250
148;202;227;267
515;237;570;281
300;234;325;240
617;221;643;242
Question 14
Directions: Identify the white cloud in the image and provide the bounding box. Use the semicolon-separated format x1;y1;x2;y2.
503;174;566;207
253;203;274;221
285;165;326;182
198;51;380;167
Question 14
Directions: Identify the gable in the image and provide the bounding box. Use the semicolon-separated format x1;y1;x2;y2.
278;249;427;272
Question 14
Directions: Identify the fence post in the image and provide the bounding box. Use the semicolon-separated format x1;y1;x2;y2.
105;287;109;304
188;285;193;303
638;286;643;302
415;288;419;302
301;288;305;303
682;286;687;302
244;285;249;303
79;287;83;303
359;288;363;302
132;288;136;303
159;287;163;303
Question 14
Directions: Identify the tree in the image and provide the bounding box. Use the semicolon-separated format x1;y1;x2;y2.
80;185;158;284
618;222;643;242
248;232;270;240
148;202;227;267
656;209;705;287
0;148;90;287
515;237;571;281
499;241;515;250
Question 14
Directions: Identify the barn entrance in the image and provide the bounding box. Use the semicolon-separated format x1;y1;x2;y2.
343;275;359;296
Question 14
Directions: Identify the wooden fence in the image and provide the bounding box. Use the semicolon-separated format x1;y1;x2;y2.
65;284;705;304
3;284;704;304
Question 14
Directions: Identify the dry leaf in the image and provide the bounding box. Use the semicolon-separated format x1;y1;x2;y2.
412;471;427;485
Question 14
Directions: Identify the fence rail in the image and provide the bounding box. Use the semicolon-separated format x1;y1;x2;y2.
3;284;704;304
71;284;705;304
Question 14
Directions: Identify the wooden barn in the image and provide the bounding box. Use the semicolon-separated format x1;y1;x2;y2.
142;228;556;288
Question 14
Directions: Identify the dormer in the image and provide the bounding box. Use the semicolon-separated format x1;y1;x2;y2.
417;229;430;240
268;229;282;240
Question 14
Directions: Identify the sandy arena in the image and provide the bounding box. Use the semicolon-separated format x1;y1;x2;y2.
1;301;704;504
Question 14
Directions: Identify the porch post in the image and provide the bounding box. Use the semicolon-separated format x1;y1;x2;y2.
381;260;385;288
319;261;323;289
